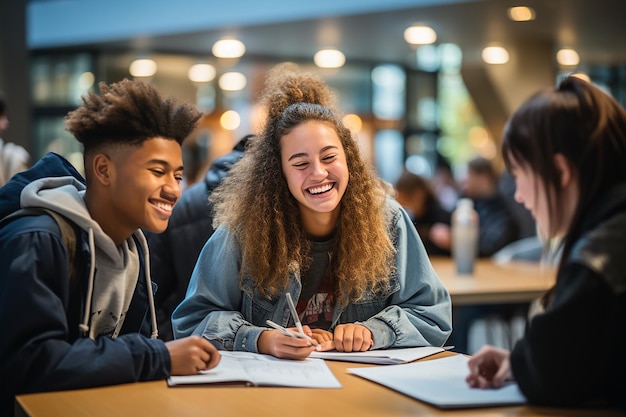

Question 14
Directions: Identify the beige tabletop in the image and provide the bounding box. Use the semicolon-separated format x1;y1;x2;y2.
15;352;623;417
430;257;555;305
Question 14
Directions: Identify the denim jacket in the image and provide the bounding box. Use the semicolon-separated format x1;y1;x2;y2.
172;199;452;352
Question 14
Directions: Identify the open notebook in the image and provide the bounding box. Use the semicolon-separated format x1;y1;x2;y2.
168;351;342;388
348;355;526;409
310;346;444;365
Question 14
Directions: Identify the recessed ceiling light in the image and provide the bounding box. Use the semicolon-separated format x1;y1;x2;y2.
218;72;247;91
78;72;95;89
212;38;246;59
188;64;216;83
556;48;580;66
403;25;437;45
129;58;157;77
482;46;509;64
220;110;241;130
508;6;536;22
313;49;346;68
342;114;363;133
571;72;590;82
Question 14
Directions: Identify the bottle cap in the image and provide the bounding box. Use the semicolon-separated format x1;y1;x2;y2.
456;198;474;209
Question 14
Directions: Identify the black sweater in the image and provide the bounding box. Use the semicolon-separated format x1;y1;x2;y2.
511;184;626;409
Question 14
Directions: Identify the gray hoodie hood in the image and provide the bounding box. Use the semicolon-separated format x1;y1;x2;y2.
20;176;158;340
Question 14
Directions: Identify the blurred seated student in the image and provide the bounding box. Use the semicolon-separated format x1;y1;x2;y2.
431;152;459;213
467;75;626;409
0;79;220;416
447;158;526;354
462;156;520;257
147;134;251;341
172;63;452;359
394;170;451;256
0;90;30;187
499;169;538;240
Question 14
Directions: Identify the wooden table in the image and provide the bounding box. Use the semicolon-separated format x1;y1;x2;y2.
15;352;622;417
430;257;555;305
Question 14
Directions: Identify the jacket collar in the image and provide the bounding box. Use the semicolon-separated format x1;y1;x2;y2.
568;182;626;294
576;183;626;235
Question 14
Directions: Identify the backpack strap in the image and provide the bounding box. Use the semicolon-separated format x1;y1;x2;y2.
0;208;80;287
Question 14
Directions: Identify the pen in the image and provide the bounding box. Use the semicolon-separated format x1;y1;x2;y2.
285;292;305;334
265;319;320;347
285;293;321;348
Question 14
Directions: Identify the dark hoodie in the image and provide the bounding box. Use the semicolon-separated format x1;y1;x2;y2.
0;153;170;417
147;135;251;341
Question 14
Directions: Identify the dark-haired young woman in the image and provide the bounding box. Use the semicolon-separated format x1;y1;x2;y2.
467;75;626;410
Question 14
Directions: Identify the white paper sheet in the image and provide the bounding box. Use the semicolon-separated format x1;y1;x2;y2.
310;346;444;364
348;355;526;409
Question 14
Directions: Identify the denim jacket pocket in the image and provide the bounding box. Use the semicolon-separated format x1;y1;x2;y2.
343;275;400;322
241;277;278;326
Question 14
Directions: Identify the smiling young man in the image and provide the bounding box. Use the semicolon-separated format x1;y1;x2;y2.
0;79;219;417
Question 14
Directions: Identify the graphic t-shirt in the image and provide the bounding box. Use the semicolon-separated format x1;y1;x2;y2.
296;238;335;330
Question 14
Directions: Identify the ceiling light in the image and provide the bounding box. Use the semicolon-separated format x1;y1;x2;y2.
342;114;363;133
556;48;580;66
78;72;95;90
313;49;346;68
218;72;247;91
188;64;216;83
469;126;490;148
508;6;536;22
220;110;241;130
129;58;157;77
212;38;246;59
482;46;509;64
403;25;437;45
571;72;590;82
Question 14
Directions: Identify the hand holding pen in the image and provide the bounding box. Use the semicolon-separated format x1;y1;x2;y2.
256;293;320;360
286;292;373;352
265;320;320;349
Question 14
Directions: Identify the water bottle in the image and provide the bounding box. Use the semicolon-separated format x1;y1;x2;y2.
452;198;479;275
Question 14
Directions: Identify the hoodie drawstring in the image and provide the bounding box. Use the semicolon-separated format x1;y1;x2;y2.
78;228;159;340
79;228;96;337
136;231;159;339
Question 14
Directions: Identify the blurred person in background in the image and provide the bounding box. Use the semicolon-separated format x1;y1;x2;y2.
431;152;459;213
446;156;525;354
0;90;30;187
394;170;451;256
462;156;519;257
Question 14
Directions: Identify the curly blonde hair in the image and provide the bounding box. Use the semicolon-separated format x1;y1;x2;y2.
210;63;395;305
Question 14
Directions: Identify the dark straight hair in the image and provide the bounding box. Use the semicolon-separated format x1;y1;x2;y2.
502;75;626;305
